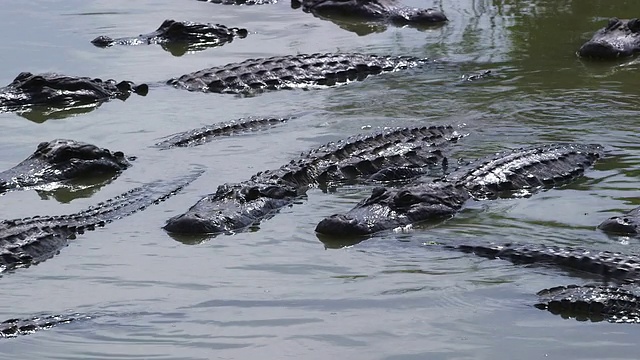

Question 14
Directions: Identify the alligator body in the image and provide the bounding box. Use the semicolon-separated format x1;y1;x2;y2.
0;171;201;272
536;284;640;323
293;0;447;35
0;139;130;195
155;116;292;149
92;19;248;56
163;125;462;235
598;206;640;236
578;18;640;59
315;143;603;236
167;52;431;95
0;72;148;119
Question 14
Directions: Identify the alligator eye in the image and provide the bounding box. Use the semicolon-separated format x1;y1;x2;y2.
395;190;419;206
606;18;621;30
628;18;640;32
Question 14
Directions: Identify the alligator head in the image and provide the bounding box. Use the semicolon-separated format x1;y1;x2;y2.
91;20;248;56
0;139;131;192
598;207;640;236
163;182;299;234
0;72;148;111
315;182;469;236
578;18;640;59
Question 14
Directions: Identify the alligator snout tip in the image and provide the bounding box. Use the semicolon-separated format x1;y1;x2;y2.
598;216;639;235
578;42;624;59
91;35;115;48
315;214;371;237
163;214;223;234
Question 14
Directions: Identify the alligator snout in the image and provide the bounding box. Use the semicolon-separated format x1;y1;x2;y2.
315;213;372;237
164;213;229;234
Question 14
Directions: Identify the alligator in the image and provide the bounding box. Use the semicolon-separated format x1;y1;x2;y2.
167;52;433;95
0;139;130;195
163;125;462;235
598;206;640;236
155;116;292;149
0;72;148;119
291;0;447;36
0;171;201;273
91;19;248;57
315;143;603;237
535;284;640;323
578;18;640;59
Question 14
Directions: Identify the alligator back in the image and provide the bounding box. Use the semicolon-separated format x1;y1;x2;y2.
449;143;603;200
155;117;292;149
451;242;640;283
536;284;640;323
0;171;201;272
167;53;431;94
0;313;89;338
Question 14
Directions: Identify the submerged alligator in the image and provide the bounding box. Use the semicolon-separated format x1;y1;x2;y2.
315;143;603;236
0;72;148;120
163;125;462;235
166;52;433;94
155;116;292;149
5;240;640;339
92;19;248;56
578;18;640;59
0;171;201;273
0;139;130;195
292;0;447;36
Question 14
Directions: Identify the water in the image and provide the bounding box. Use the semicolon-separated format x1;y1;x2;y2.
1;0;640;358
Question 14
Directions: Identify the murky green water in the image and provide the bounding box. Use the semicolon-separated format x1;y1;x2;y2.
2;0;640;359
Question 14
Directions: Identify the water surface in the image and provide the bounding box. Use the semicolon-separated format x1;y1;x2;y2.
2;0;640;359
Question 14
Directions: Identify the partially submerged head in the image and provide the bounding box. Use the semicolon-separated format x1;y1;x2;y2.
578;18;640;59
315;184;468;237
30;139;131;178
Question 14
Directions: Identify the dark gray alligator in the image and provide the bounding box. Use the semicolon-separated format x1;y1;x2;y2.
155;116;292;149
315;143;603;236
163;125;462;235
578;18;640;59
91;19;248;57
0;171;201;273
536;284;640;323
0;72;148;120
0;139;130;195
598;206;640;236
167;52;432;94
291;0;447;36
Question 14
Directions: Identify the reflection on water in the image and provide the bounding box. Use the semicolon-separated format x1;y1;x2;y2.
2;0;640;359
